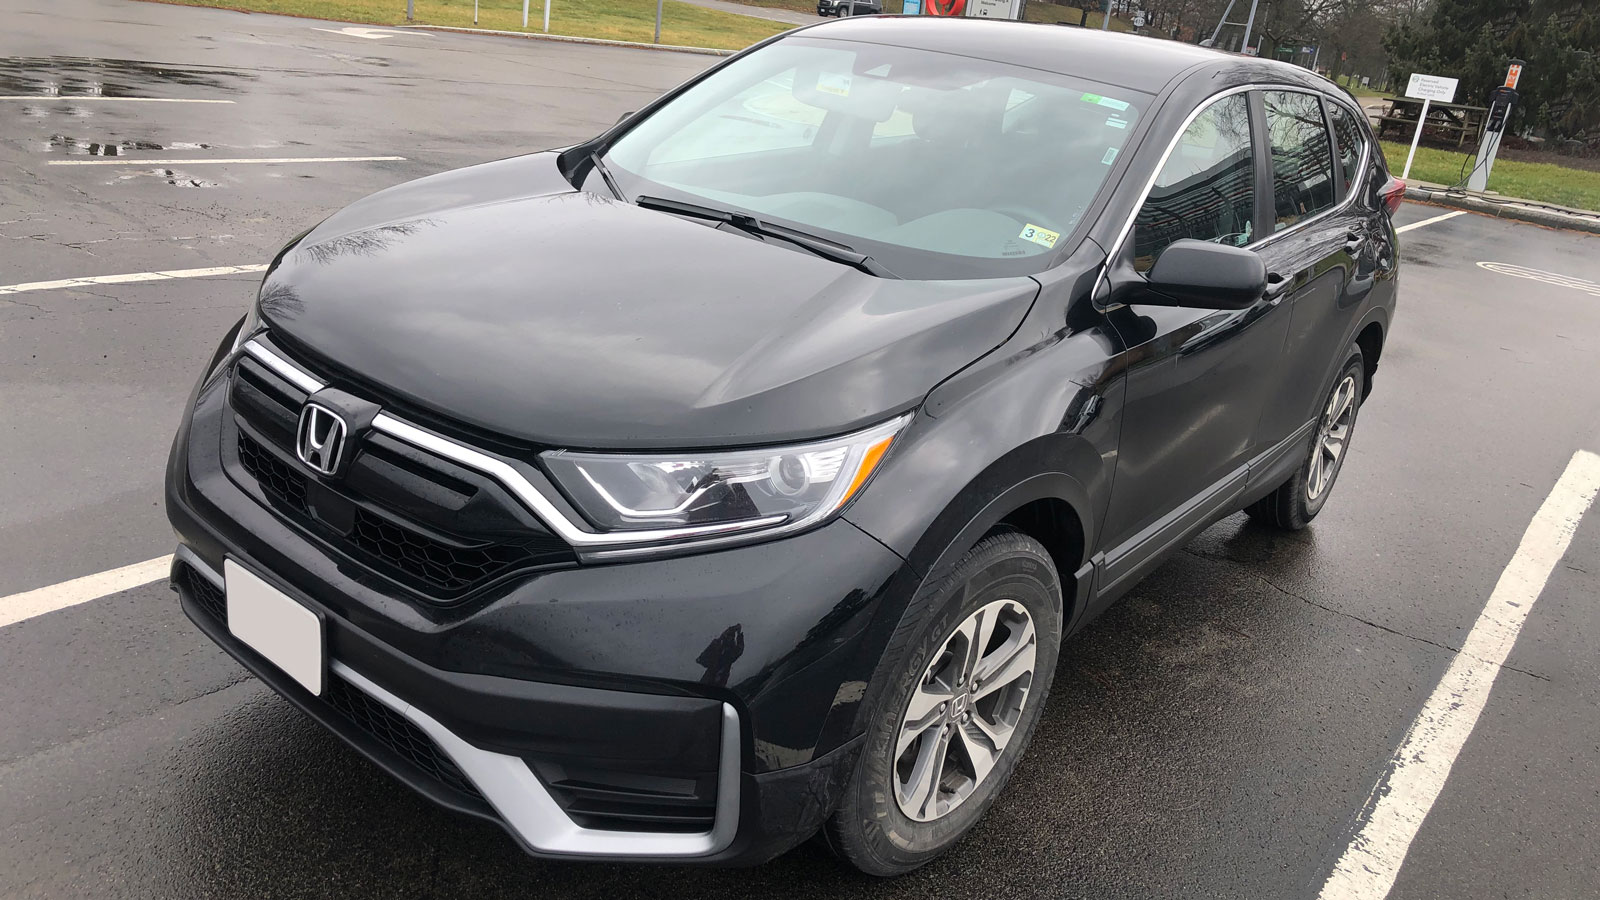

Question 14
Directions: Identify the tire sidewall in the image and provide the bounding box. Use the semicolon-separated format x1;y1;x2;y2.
835;533;1062;873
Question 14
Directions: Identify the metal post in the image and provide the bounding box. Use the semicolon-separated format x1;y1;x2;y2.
1205;0;1235;45
1401;97;1429;180
522;0;529;28
1310;43;1320;72
654;0;663;42
1240;0;1260;55
473;0;478;24
1101;0;1111;29
406;0;413;22
543;0;550;31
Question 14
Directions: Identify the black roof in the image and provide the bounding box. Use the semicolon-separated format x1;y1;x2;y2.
803;17;1315;96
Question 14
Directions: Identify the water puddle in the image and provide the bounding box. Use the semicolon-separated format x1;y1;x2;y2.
39;135;214;156
0;55;253;98
111;168;222;189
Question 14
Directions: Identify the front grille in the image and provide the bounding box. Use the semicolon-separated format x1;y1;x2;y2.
236;427;309;514
322;674;485;802
224;346;576;602
348;506;530;593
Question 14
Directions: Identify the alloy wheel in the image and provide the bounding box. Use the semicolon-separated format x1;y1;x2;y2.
893;599;1038;822
1308;374;1358;501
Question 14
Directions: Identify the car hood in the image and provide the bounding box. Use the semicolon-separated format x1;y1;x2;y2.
260;153;1040;449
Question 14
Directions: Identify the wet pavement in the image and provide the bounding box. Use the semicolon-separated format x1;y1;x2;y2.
4;1;1600;898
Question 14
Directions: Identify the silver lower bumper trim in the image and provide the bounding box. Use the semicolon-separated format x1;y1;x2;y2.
176;547;742;858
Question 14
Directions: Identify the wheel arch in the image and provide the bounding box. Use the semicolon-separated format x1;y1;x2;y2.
1354;317;1385;399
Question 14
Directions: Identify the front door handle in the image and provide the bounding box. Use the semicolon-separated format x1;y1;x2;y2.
1263;273;1293;304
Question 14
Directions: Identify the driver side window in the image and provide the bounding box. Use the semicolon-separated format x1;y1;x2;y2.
1131;94;1255;273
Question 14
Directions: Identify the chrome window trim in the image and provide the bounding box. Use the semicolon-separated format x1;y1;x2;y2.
241;340;836;549
1096;81;1371;296
174;548;742;858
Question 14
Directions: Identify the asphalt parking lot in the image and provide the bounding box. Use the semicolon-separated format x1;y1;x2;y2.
4;2;1600;898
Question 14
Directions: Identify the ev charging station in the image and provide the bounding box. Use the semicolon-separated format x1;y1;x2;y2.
1467;60;1525;193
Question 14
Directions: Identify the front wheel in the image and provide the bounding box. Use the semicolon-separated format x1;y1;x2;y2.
823;531;1063;876
1247;345;1365;530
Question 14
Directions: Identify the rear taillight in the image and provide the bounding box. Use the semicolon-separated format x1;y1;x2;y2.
1380;176;1406;216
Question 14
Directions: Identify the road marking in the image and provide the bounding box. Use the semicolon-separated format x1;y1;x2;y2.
312;25;412;39
0;96;235;103
1317;449;1600;900
0;556;174;630
1476;261;1600;298
47;156;406;167
0;264;268;296
1395;210;1466;234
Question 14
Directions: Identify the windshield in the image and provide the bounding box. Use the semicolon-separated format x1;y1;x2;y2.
600;37;1147;280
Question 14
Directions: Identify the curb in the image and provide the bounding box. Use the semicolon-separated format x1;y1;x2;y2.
1405;184;1600;235
394;24;734;55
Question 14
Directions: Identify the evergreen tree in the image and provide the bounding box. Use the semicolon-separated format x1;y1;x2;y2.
1385;0;1599;139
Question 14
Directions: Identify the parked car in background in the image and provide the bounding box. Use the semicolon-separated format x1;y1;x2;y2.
167;17;1401;876
818;0;881;15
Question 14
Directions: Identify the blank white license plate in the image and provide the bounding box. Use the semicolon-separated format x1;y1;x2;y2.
225;560;325;695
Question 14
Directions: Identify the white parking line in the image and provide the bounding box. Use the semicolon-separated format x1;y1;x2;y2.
1317;449;1600;900
0;264;268;296
0;556;174;630
1476;261;1600;298
0;96;235;103
1395;210;1466;234
47;156;406;167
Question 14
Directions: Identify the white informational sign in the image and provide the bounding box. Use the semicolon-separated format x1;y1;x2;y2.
1405;73;1459;103
964;0;1021;17
1399;73;1459;181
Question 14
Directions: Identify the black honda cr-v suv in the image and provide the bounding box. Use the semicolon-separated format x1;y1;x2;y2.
167;18;1401;875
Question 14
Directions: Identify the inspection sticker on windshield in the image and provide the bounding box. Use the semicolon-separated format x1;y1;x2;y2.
1019;224;1060;248
1081;92;1130;112
817;72;852;97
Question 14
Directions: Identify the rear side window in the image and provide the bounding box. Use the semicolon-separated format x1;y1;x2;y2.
1327;102;1364;193
1264;90;1337;230
1130;94;1255;272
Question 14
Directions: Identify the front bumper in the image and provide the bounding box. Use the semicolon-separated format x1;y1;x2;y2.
166;357;910;864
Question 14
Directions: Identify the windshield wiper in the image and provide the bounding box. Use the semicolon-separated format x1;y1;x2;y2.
635;195;893;278
589;152;625;201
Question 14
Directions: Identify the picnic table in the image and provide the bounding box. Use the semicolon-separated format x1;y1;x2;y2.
1374;97;1487;147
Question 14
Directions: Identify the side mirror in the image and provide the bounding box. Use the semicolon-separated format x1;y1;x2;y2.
1142;239;1267;309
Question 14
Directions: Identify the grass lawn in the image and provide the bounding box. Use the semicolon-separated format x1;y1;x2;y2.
1336;74;1392;101
143;0;789;49
1381;140;1600;211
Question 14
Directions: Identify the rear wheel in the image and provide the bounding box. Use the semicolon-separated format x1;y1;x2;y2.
1247;345;1365;530
823;531;1062;876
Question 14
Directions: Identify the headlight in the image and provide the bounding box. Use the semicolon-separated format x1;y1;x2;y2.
541;414;910;541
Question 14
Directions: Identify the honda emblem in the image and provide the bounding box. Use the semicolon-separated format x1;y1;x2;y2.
296;403;349;476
